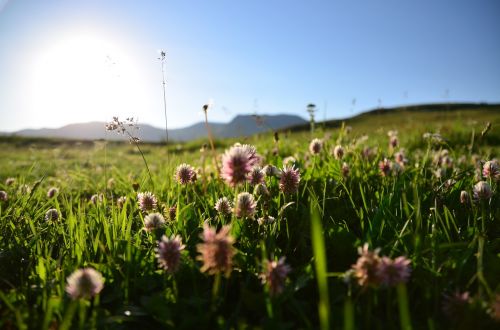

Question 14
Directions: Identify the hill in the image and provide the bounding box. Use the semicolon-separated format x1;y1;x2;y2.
11;114;307;142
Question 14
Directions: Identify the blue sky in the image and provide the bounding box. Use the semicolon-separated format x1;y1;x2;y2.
0;0;499;132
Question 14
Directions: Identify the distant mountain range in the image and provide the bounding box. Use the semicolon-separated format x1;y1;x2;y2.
9;114;307;142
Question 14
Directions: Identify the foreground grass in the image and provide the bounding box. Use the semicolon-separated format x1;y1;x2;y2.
0;109;499;329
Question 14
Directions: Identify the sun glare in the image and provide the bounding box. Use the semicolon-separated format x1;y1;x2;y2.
30;33;143;125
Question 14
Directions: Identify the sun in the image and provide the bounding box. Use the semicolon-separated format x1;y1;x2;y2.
29;32;143;125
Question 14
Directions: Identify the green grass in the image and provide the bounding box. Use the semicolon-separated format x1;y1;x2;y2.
0;105;499;329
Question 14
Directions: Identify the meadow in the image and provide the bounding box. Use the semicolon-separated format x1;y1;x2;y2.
0;106;499;329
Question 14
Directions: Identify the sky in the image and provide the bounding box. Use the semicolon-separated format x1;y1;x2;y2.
0;0;499;132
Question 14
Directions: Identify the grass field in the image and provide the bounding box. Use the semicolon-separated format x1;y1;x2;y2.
0;105;499;329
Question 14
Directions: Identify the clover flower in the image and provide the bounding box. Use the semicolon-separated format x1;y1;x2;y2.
257;215;276;225
168;205;177;221
260;257;291;296
279;166;300;194
248;167;265;185
45;208;60;221
221;144;260;186
214;197;232;216
234;192;257;218
0;191;7;202
442;291;471;319
309;138;323;155
197;224;236;276
156;235;185;273
351;243;381;287
65;268;104;300
378;158;392;177
5;178;15;186
137;191;157;213
341;162;350;177
460;191;470;204
175;163;197;184
483;160;500;180
263;164;282;178
143;212;165;232
473;181;492;201
376;256;411;286
333;145;344;160
47;187;59;198
117;196;127;209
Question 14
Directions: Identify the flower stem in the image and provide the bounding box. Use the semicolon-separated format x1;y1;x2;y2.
396;283;412;330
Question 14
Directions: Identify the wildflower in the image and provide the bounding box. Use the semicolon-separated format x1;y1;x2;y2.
45;208;59;221
473;181;493;201
257;215;276;225
490;294;500;322
234;192;257;218
279;166;300;194
333;145;344;160
260;257;291;296
394;151;408;166
389;136;398;148
168;205;177;221
248;167;265;185
309;138;323;155
5;178;15;186
263;164;282;178
351;243;381;287
341;162;350;177
361;147;374;159
47;187;59;198
137;192;157;213
214;197;232;216
175;163;197;184
0;191;7;202
460;191;469;204
197;224;235;276
18;184;31;195
117;196;127;209
442;291;471;319
221;144;260;186
282;156;296;167
90;194;103;205
143;212;165;232
379;158;392;177
483;160;500;180
376;256;411;286
254;183;270;197
65;268;104;300
156;235;185;273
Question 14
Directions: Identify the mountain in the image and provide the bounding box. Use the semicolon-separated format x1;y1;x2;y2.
11;114;307;142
